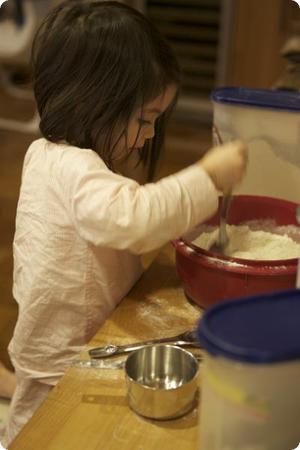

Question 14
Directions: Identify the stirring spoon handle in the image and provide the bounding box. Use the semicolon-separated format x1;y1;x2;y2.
219;191;232;247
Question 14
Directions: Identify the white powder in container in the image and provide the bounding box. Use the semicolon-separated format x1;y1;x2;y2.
193;223;300;260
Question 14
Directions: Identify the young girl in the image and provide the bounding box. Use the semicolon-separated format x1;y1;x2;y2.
3;1;247;446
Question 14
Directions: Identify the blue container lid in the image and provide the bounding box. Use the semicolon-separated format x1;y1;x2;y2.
197;289;300;364
211;87;300;112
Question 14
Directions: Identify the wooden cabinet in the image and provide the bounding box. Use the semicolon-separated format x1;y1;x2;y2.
222;0;300;88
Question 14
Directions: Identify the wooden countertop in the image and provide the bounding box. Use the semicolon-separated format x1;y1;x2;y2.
9;244;204;450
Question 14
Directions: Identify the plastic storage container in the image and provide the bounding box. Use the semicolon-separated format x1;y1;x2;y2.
212;87;300;203
197;289;300;450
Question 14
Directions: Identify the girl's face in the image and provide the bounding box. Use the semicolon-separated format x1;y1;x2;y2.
114;84;177;158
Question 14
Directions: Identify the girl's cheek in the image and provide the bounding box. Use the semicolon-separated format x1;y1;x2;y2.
129;127;142;148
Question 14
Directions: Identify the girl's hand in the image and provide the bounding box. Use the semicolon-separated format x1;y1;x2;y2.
199;140;248;193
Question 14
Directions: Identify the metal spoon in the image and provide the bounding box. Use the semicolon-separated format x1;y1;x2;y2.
209;124;232;254
209;191;232;254
88;329;199;359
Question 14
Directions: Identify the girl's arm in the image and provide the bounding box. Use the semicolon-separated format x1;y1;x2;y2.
67;141;246;255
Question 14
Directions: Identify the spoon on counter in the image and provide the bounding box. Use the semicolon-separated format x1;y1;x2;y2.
88;329;199;359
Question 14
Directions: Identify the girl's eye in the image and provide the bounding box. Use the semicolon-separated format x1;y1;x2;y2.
138;118;152;126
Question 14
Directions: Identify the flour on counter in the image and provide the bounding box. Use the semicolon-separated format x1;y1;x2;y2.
135;292;201;334
193;224;300;260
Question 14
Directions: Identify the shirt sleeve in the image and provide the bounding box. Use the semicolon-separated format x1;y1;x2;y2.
67;151;219;254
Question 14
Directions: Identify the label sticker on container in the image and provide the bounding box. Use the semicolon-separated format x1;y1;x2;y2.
206;369;269;422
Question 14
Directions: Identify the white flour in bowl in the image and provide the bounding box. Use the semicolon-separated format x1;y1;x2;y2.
193;224;300;260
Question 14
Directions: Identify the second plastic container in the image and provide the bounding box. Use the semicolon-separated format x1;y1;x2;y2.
197;289;300;450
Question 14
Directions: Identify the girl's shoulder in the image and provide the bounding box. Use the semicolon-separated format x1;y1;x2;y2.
22;138;112;193
27;137;107;172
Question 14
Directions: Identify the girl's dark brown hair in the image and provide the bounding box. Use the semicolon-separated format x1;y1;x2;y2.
30;0;181;181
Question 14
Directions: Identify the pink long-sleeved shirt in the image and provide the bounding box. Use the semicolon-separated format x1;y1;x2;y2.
4;137;218;446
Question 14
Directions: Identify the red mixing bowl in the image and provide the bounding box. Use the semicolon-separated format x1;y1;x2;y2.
172;195;299;308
